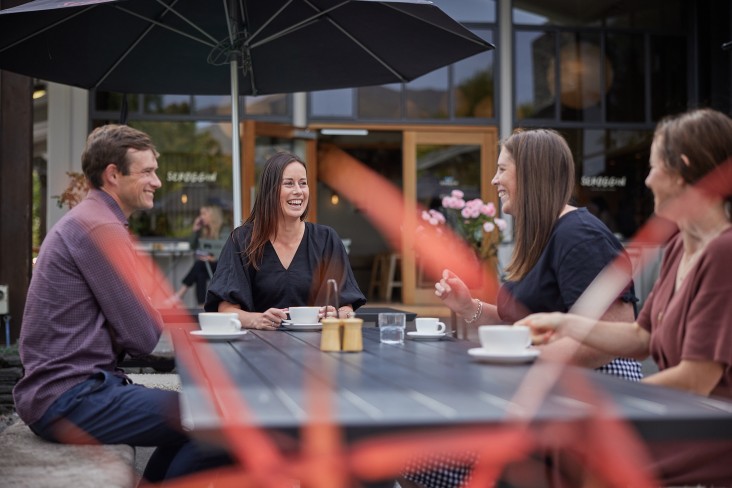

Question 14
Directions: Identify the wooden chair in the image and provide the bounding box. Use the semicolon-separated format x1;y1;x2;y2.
368;253;402;302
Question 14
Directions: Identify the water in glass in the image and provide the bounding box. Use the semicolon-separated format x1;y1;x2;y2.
379;313;406;344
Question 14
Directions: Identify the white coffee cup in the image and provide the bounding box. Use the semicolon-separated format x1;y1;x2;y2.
198;312;242;333
288;306;320;324
415;317;446;334
478;325;531;353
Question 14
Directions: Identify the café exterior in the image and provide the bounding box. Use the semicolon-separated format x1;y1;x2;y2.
2;0;731;330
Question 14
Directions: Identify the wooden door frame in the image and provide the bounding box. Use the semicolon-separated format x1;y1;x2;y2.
402;128;499;305
308;123;498;305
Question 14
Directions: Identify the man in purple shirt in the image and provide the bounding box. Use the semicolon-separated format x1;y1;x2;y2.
14;125;230;482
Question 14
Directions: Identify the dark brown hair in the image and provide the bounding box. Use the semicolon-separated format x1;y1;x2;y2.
503;129;575;280
654;108;732;208
244;152;309;269
81;124;158;189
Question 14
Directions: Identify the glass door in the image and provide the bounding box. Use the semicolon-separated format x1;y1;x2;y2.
402;129;498;305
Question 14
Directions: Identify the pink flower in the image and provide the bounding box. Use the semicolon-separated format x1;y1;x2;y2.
483;222;495;232
495;218;507;231
481;202;496;217
451;189;464;199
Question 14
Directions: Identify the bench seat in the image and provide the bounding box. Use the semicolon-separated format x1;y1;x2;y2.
0;421;135;488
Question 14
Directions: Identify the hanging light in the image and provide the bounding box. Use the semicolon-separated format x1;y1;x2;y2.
32;84;46;100
181;194;188;204
330;193;340;205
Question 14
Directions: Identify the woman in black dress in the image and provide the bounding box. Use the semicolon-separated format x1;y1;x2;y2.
205;151;365;329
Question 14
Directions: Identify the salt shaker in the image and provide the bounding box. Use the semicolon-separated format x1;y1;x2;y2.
341;318;363;352
320;318;342;352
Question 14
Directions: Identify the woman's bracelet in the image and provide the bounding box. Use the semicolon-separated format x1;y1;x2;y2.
463;298;483;324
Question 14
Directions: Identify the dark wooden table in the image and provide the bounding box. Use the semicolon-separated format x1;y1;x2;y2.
171;326;732;445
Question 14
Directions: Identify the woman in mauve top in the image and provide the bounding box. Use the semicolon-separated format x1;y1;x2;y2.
522;108;732;487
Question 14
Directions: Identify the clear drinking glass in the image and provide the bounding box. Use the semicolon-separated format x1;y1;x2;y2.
378;313;406;344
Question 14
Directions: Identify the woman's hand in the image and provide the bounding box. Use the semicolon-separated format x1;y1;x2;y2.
517;312;575;345
319;306;354;319
251;308;287;330
434;269;475;317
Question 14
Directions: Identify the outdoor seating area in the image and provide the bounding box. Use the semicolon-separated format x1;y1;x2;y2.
1;0;731;486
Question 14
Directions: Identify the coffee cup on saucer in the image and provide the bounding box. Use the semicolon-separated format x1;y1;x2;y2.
415;317;446;334
198;312;242;333
478;325;531;354
288;306;320;324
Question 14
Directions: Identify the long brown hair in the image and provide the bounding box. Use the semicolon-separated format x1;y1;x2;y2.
503;129;575;281
244;152;309;269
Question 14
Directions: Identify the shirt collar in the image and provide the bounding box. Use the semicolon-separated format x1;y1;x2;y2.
88;188;129;227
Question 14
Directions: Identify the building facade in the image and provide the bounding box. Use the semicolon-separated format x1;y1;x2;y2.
18;0;732;315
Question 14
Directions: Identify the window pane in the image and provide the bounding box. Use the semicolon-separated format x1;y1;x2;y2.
430;0;496;23
357;84;402;119
515;30;556;120
143;95;191;115
563;128;654;241
406;68;449;119
557;33;604;123
126;121;233;239
245;94;289;116
193;96;231;116
416;144;481;286
310;89;354;118
95;92;139;113
605;0;684;30
454;29;495;119
606;34;645;123
650;35;688;120
514;0;685;29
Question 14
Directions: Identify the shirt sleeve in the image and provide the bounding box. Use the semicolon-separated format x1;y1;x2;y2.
204;228;255;312
78;223;161;357
309;226;367;310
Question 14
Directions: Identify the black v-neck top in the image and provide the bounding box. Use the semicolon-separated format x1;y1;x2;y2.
205;222;366;312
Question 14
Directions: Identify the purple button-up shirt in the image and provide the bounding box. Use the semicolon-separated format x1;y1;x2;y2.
14;189;162;424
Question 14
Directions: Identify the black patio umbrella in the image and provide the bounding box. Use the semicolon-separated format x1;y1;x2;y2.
0;0;493;223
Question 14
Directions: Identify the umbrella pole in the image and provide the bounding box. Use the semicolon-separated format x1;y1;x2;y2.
230;59;243;227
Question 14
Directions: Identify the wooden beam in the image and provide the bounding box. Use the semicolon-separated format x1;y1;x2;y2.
0;68;33;344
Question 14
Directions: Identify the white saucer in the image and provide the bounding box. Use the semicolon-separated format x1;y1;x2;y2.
190;330;247;341
407;331;446;341
467;347;539;364
281;321;322;331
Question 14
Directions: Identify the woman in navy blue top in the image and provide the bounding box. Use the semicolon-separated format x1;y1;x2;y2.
436;129;642;380
403;129;642;488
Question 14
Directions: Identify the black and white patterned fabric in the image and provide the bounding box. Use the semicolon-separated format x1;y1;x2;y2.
402;452;477;488
596;357;643;381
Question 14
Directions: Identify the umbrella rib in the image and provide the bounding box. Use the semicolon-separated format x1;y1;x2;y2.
92;13;160;89
115;4;217;48
0;5;95;55
245;0;294;45
152;0;220;44
247;0;351;49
